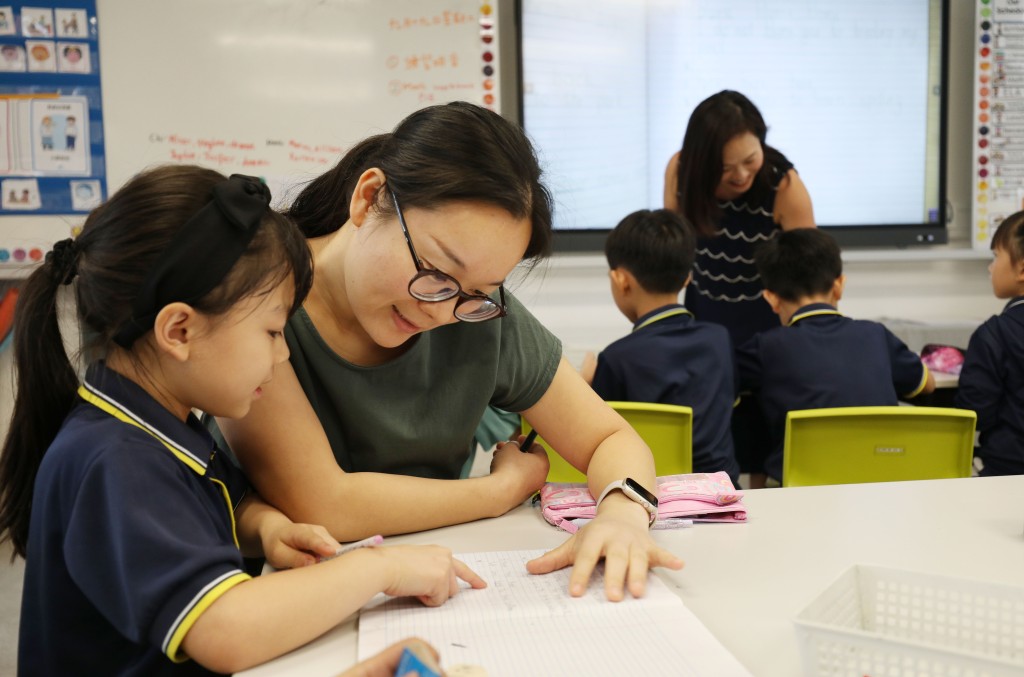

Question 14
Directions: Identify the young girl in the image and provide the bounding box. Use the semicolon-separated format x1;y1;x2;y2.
215;101;683;602
663;90;815;488
955;210;1024;476
0;166;483;675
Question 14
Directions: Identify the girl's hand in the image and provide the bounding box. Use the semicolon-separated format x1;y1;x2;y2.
489;435;549;508
374;544;487;607
525;497;683;601
262;522;340;569
339;637;440;677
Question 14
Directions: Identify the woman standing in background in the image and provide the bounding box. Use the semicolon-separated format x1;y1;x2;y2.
664;90;815;487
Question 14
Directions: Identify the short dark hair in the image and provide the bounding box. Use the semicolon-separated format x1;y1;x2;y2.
287;101;553;262
755;228;841;302
990;210;1024;266
605;209;695;294
673;90;786;237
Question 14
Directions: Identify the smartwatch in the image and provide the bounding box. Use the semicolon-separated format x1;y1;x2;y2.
596;477;659;528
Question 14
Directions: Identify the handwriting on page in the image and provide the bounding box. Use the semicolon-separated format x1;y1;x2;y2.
358;550;752;677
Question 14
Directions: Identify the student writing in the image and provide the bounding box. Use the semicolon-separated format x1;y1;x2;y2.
0;166;483;675
582;209;740;485
735;228;935;484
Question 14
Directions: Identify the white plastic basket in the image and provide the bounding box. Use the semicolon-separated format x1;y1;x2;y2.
794;565;1024;677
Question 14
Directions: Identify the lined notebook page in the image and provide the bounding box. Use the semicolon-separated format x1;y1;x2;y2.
358;549;751;676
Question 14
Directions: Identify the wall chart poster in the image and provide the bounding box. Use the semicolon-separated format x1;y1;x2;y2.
0;0;105;216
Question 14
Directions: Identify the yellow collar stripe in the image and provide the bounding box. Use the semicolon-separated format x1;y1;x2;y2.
77;386;206;475
788;309;842;326
634;307;693;332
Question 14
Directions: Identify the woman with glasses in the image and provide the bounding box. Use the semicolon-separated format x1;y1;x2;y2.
215;101;682;601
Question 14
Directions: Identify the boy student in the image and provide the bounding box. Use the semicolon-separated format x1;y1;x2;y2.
955;210;1024;476
582;208;740;484
736;228;935;483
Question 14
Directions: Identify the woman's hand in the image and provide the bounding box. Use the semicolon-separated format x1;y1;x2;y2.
339;638;441;677
262;521;341;569
488;435;550;510
370;544;487;607
526;493;683;601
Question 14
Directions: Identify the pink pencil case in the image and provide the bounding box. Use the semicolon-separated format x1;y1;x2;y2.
538;471;747;533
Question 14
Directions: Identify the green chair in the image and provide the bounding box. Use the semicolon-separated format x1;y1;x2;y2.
523;401;693;482
781;406;976;488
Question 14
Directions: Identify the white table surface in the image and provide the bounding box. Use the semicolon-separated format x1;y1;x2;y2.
237;476;1024;677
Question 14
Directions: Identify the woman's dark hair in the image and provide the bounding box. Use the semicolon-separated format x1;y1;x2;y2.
286;101;553;261
754;228;842;302
674;90;786;237
990;210;1024;265
605;209;696;294
0;164;313;558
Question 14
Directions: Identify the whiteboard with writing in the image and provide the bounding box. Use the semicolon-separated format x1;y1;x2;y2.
0;0;500;274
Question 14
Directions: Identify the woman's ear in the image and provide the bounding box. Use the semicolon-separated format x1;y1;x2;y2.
152;302;200;362
349;168;387;228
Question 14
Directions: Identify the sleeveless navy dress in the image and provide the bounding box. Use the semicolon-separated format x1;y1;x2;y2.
684;154;794;349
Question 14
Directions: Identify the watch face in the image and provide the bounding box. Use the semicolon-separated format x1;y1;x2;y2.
624;478;658;507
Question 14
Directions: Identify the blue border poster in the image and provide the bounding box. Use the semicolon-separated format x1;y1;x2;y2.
0;0;105;216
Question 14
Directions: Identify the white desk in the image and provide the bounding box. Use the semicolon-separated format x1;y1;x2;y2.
238;476;1024;677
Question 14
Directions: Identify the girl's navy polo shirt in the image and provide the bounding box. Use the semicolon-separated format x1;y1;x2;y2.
19;361;251;676
736;303;930;481
955;296;1024;474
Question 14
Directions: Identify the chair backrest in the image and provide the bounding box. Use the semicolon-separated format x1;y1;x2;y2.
782;406;976;488
524;401;693;482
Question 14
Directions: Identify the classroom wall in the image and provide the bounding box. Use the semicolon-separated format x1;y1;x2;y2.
0;2;1000;443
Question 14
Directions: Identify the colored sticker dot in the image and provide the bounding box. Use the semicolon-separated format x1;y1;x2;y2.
481;34;493;44
12;249;25;262
980;139;989;148
980;168;989;177
979;194;988;203
979;155;989;164
0;250;9;262
480;4;492;16
483;93;494;104
979;181;989;190
482;64;493;76
980;73;990;84
482;51;493;62
981;61;991;70
980;112;990;123
28;248;42;261
981;47;991;57
981;87;990;96
981;34;991;44
982;21;992;30
980;126;989;135
982;8;992;17
483;79;494;90
980;100;990;109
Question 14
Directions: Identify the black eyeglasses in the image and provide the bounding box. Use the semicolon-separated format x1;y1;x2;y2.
390;191;507;322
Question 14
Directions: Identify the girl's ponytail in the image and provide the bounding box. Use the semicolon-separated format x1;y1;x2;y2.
0;242;80;558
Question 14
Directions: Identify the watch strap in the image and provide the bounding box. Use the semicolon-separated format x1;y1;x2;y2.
596;479;658;527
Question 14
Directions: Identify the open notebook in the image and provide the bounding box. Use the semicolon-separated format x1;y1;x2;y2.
358;549;751;676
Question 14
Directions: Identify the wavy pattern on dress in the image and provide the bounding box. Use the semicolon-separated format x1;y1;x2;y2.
713;226;775;242
693;285;764;303
697;248;754;264
693;264;759;284
720;200;773;218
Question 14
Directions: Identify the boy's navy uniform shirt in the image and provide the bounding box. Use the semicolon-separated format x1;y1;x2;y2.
955;296;1024;475
736;303;930;481
20;361;251;676
590;304;740;482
